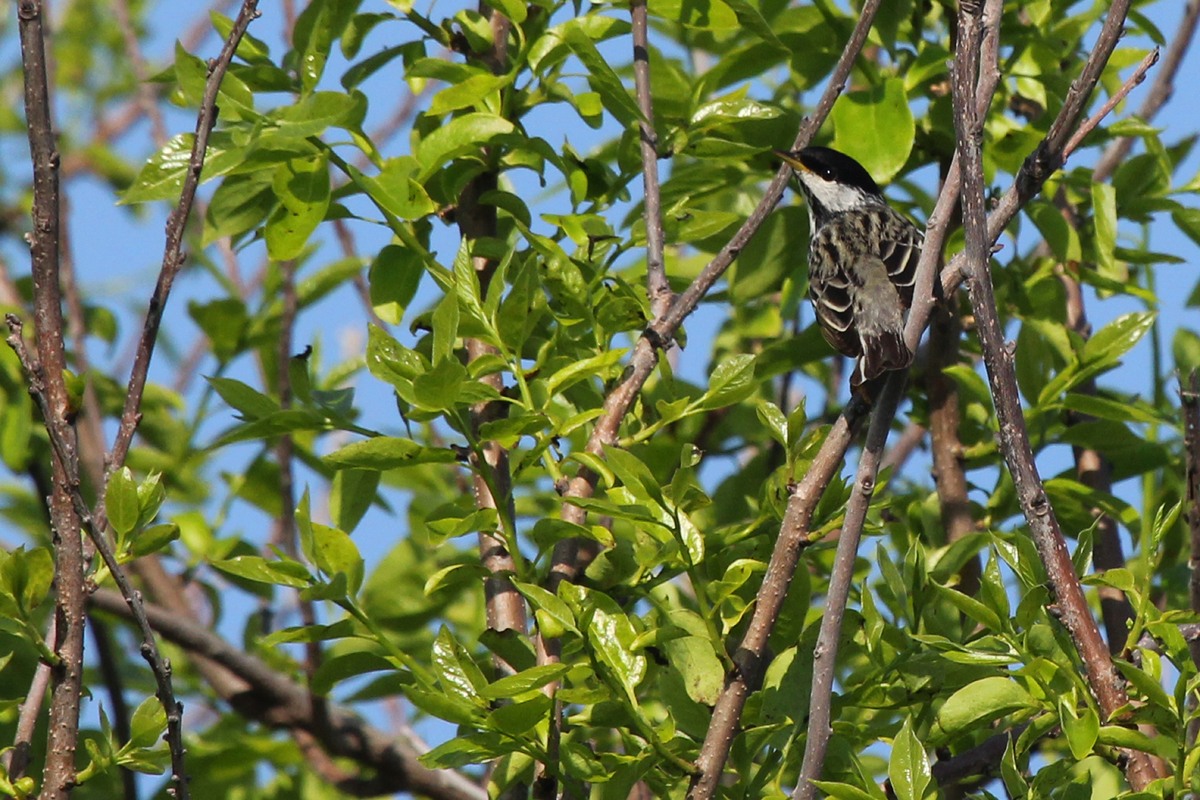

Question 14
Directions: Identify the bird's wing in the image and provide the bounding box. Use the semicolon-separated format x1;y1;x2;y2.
877;215;923;306
809;265;860;357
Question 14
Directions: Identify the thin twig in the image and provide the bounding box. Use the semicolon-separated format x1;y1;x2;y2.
904;0;1003;349
792;373;907;800
3;615;55;781
98;0;262;527
686;402;873;800
950;0;1155;787
1063;48;1159;158
1094;0;1200;182
10;4;261;797
631;0;670;318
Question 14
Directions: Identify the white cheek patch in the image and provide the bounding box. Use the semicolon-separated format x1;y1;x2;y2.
801;175;867;213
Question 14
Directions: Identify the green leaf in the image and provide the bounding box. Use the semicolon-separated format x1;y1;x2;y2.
1060;702;1099;761
1097;725;1178;761
330;468;379;533
189;298;248;362
720;0;787;51
480;663;572;700
311;651;394;696
432;626;486;701
1026;201;1082;263
1173;207;1200;248
292;0;363;93
428;73;511;116
210;555;312;588
1082;311;1155;366
323;437;458;470
363;156;436;221
604;446;665;509
368;245;423;324
808;783;878;800
130;524;180;559
127;696;167;749
485;695;551;734
1092;182;1120;282
699;354;757;410
1060;392;1162;424
107;467;141;537
416;113;516;181
889;717;931;800
412;357;468;410
418;732;505;769
265;155;331;261
275;91;365;138
562;21;641;127
663;634;723;706
207;377;279;419
514;581;579;637
831;78;915;183
310;521;364;596
935;677;1038;736
261;619;357;645
544;349;628;396
121;134;229;204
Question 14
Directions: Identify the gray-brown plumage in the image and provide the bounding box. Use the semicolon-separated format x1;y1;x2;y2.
774;146;923;393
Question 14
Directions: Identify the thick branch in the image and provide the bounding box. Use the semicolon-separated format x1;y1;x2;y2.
88;588;487;800
950;0;1154;788
1184;373;1200;741
16;2;86;798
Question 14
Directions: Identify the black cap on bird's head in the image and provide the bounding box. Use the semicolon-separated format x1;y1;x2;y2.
773;146;885;226
773;146;882;195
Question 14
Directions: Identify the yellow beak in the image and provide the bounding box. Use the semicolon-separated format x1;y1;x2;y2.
773;149;807;171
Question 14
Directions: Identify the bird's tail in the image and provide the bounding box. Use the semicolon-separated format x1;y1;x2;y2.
851;331;912;393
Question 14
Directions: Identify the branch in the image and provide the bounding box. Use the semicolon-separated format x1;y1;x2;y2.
2;616;55;781
937;0;1142;298
15;1;87;797
927;306;979;595
1093;0;1200;182
1063;48;1160;159
1184;373;1200;745
950;0;1155;788
88;588;487;800
8;4;261;796
631;0;670;319
792;373;907;800
932;724;1030;788
6;317;193;800
98;0;262;530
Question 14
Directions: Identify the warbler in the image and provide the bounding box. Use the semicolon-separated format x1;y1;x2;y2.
774;146;923;393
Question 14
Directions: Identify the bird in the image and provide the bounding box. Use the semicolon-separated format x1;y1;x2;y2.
773;146;923;394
